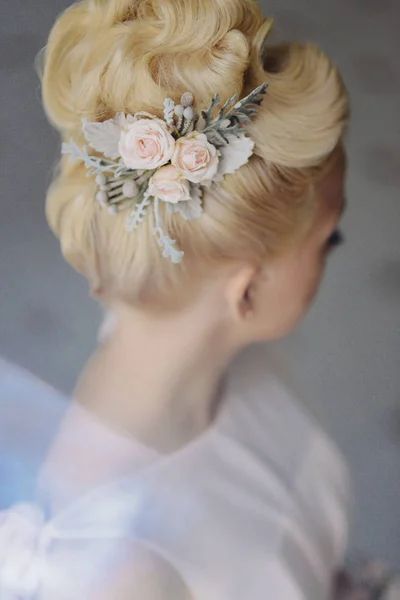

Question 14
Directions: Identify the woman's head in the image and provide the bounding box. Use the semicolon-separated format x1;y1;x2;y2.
241;147;347;340
41;0;349;342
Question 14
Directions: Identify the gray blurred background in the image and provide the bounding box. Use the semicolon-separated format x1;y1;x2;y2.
0;0;399;567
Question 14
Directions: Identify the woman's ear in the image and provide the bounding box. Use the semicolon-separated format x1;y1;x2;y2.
225;264;260;322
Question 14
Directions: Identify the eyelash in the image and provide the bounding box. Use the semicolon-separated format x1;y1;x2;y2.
327;229;345;249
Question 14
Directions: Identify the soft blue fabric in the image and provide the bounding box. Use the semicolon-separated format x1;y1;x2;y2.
0;351;351;599
0;358;67;508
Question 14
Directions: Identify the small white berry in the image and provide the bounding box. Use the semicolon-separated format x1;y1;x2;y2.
122;180;138;198
174;104;184;117
183;106;195;120
96;173;107;186
96;191;108;206
220;118;231;129
181;92;194;107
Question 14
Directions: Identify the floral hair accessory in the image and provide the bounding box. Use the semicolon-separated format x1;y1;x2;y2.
62;83;269;263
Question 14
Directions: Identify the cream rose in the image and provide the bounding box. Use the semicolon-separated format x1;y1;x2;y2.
172;132;219;184
148;165;192;204
119;117;175;170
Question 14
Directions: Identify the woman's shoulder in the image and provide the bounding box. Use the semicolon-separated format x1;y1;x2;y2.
224;344;327;458
224;343;351;511
227;343;324;425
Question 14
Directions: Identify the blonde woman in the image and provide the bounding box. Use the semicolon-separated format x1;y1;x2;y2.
0;0;374;598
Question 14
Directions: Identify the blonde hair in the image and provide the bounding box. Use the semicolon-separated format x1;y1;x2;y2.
42;0;349;308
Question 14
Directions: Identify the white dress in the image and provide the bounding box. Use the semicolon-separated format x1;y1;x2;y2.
0;348;351;600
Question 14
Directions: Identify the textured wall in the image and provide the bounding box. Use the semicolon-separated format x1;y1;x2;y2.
0;0;399;566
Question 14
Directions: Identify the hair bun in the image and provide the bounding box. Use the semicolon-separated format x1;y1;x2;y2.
42;0;271;133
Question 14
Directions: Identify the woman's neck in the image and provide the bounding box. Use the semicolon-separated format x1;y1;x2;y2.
75;302;238;453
